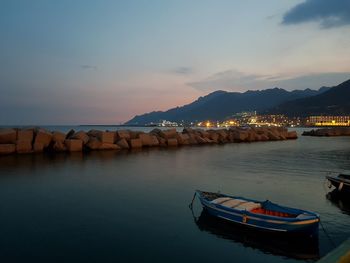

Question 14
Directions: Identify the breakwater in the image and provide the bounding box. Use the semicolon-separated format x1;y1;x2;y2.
302;127;350;137
0;127;298;155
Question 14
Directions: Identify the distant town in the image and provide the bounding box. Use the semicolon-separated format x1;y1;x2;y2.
144;112;350;128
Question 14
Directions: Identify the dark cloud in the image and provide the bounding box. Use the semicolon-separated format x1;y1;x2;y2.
80;65;97;70
282;0;350;28
171;67;193;75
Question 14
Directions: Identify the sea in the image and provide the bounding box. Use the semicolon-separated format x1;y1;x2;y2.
0;126;349;263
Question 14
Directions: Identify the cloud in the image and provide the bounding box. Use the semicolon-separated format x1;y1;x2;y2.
170;67;193;75
80;64;98;70
188;70;350;92
282;0;350;28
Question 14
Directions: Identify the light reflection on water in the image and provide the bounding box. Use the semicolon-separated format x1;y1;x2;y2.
0;128;349;262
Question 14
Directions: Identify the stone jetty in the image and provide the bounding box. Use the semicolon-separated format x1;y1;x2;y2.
0;127;298;155
302;127;350;137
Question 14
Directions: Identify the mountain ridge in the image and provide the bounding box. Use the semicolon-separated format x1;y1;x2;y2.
126;86;330;125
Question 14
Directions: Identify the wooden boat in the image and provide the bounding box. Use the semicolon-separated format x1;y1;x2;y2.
326;174;350;194
195;190;320;236
194;210;320;260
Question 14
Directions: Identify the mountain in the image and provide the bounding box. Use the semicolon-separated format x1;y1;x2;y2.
126;87;328;125
268;79;350;116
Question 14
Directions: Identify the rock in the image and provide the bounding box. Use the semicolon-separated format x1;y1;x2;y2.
88;130;115;143
176;133;190;145
99;143;121;150
65;139;83;152
286;131;298;139
86;137;102;150
188;134;198;144
116;130;131;141
182;128;194;134
0;144;16;155
231;129;248;142
16;141;32;154
71;131;90;144
130;138;142;148
150;128;162;135
150;135;159;146
34;129;52;148
66;129;75;139
209;132;219;143
116;138;129;149
17;129;34;143
160;128;177;139
139;133;153;146
33;142;45;153
157;137;167;147
167;138;178;147
267;131;280;141
53;141;67;152
52;131;66;142
195;135;207;144
260;134;269;141
103;131;116;144
0;129;17;144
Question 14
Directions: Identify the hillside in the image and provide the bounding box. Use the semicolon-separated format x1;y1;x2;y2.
126;87;327;125
268;79;350;116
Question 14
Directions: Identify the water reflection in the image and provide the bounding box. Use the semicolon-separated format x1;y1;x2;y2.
326;190;350;215
194;209;320;261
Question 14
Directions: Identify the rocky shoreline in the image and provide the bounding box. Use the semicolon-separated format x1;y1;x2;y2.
302;127;350;137
0;127;298;155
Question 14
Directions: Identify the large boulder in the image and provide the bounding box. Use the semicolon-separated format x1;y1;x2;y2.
160;128;177;139
52;131;66;142
209;132;219;143
34;129;52;148
116;138;129;149
53;141;67;152
150;135;159;146
17;129;34;143
86;137;103;150
231;129;248;142
267;131;280;141
157;136;167;147
130;138;142;148
71;131;90;144
0;129;17;144
16;141;32;154
167;138;178;147
195;135;207;144
88;130;115;144
286;131;298;139
0;144;16;155
139;133;153;147
116;130;131;141
33;142;45;153
176;133;190;145
65;139;83;152
188;134;198;144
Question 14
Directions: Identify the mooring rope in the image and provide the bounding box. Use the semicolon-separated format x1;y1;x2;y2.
189;192;197;210
319;218;337;249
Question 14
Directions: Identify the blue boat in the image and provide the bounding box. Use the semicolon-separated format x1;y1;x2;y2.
194;190;320;236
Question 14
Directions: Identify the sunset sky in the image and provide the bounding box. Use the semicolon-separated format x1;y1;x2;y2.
1;0;350;125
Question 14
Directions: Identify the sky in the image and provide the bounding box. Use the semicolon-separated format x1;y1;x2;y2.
1;0;350;125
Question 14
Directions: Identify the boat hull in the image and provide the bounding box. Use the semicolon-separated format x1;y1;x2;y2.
197;191;319;236
326;176;350;194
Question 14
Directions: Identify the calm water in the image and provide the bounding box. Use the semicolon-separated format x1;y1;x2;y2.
0;127;350;263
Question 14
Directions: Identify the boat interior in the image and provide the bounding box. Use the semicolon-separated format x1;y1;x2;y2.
202;192;297;218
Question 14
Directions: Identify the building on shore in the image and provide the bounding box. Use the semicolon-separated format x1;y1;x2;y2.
306;116;350;127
